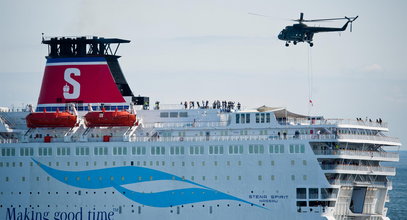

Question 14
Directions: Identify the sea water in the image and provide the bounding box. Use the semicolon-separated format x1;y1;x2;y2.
386;150;407;219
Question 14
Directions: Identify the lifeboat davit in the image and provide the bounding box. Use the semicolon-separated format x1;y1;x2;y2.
26;109;77;128
84;108;137;127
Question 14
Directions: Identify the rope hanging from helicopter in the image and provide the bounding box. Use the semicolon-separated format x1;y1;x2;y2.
307;46;313;116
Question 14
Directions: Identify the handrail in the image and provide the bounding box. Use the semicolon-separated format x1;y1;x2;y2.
328;179;391;188
313;149;399;159
321;164;395;173
143;121;229;129
1;133;400;144
279;118;388;128
339;134;399;143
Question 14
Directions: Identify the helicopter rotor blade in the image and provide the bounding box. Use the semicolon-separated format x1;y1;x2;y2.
248;12;288;20
296;16;358;22
303;17;349;22
248;12;272;18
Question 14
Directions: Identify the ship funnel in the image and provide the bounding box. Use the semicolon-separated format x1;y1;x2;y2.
36;36;139;112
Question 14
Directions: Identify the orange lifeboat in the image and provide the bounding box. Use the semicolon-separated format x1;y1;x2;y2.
26;109;77;128
84;108;137;127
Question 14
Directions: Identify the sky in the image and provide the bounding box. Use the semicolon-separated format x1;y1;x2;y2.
0;0;406;149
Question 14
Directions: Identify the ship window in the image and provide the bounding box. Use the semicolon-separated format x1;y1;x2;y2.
291;160;295;165
132;146;146;155
151;146;165;155
20;147;34;156
241;114;245;124
303;160;307;166
258;175;262;181
321;188;338;199
170;147;174;155
179;112;188;117
303;175;307;181
189;146;204;155
291;175;296;181
209;145;224;155
160;112;169;118
296;201;307;207
118;147;122;155
255;113;260;123
170;112;178;118
280;145;284;153
309;188;318;199
296;188;306;199
266;113;271;123
300;144;305;153
290;144;294;153
271;175;275;181
236;114;240;124
260;113;265;123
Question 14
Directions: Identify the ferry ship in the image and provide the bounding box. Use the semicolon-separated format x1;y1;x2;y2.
0;36;401;220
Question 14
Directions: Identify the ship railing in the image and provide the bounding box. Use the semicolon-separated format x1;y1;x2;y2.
281;118;388;128
143;121;229;129
42;35;96;41
321;164;396;173
313;149;399;159
152;104;249;111
130;133;399;144
0;138;19;144
338;134;400;143
328;179;391;188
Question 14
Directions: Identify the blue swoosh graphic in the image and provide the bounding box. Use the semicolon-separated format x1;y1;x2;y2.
33;159;264;209
114;185;250;207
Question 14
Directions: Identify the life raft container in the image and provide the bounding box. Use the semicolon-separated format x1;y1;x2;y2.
26;109;77;128
84;108;137;127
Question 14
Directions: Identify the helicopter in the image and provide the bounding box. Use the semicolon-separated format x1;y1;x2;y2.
277;13;358;47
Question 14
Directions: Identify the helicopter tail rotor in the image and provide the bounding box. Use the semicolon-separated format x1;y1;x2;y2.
345;16;358;32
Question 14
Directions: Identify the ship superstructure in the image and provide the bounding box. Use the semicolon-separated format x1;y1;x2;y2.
0;36;400;220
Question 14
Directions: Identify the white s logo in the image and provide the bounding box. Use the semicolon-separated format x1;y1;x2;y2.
63;68;80;99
